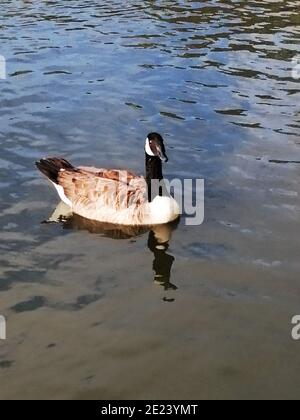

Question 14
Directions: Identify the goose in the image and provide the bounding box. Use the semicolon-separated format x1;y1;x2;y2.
36;133;180;226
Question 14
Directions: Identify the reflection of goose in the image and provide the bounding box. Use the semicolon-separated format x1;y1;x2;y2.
45;202;150;239
36;133;180;226
148;222;179;291
45;202;179;290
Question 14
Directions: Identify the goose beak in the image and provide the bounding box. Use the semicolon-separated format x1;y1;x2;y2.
157;147;169;163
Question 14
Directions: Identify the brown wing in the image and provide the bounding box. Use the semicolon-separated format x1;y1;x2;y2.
58;168;148;215
78;166;138;180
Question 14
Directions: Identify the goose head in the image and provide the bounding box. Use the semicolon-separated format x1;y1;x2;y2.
145;133;168;163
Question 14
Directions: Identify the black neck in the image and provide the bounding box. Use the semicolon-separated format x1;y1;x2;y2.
146;154;164;202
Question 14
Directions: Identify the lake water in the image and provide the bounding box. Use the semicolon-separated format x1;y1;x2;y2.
0;0;300;400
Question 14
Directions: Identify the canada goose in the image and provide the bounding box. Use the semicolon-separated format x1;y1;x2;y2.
36;133;180;226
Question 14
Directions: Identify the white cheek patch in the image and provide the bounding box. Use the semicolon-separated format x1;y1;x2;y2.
145;138;155;156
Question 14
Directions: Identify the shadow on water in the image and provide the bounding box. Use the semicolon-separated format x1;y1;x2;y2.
44;202;180;294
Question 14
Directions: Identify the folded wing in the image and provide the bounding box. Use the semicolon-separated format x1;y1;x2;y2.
58;168;148;224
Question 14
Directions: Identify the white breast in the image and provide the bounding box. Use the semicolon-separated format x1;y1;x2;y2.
149;196;180;224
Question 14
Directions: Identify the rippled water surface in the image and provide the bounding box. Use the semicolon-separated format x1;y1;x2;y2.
1;0;300;399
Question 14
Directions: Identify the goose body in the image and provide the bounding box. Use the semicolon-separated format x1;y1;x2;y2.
36;133;180;226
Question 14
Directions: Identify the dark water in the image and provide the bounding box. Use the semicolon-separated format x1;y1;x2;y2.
0;0;300;399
